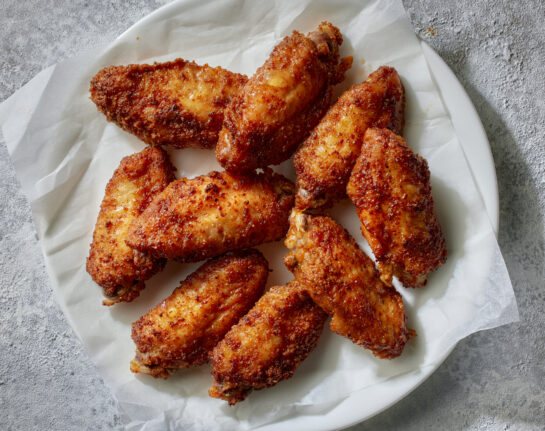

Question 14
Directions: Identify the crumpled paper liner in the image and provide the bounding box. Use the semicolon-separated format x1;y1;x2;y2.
0;0;518;429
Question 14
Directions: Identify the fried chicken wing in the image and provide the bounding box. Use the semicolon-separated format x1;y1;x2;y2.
284;211;413;358
90;59;247;149
209;281;327;404
126;169;294;262
347;128;447;288
86;147;175;305
131;250;268;378
293;66;405;210
216;22;352;172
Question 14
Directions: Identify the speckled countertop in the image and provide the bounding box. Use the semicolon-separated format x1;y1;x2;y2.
1;1;544;430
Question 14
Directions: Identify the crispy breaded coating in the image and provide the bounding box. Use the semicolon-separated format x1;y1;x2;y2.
293;66;405;210
209;281;327;404
90;59;247;149
216;22;352;172
86;147;175;305
347;128;447;288
284;211;413;359
130;250;268;378
125;169;295;262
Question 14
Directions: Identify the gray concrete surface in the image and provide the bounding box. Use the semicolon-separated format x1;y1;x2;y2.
0;0;544;430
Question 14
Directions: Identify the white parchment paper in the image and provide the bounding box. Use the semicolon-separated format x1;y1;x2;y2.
0;0;518;429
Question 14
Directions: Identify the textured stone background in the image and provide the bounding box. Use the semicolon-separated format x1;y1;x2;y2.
0;0;544;430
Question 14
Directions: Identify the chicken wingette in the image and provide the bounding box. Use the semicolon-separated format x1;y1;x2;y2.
293;66;405;210
90;58;247;149
125;169;294;262
86;147;175;305
347;128;447;288
209;281;327;404
216;21;352;172
131;250;268;378
284;210;413;359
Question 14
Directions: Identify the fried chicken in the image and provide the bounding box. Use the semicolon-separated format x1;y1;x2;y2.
90;58;247;149
125;169;294;262
293;66;405;210
131;250;268;378
284;210;413;358
86;147;175;305
216;21;352;172
347;128;447;288
209;281;327;404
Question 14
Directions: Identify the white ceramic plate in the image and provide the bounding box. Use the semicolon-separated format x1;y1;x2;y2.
97;3;498;430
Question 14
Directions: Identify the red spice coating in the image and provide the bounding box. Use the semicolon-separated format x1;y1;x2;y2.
86;147;175;305
125;169;295;262
209;281;327;404
284;211;414;358
131;249;269;378
216;21;352;172
347;128;447;288
90;58;247;149
294;66;405;210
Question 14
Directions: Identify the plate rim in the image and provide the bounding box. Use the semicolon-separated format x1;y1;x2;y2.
421;42;499;234
106;2;500;429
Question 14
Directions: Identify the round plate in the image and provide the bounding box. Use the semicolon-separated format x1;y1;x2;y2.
102;3;499;430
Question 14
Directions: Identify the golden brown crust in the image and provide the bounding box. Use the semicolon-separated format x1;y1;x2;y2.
284;211;413;358
347;128;447;288
90;58;247;149
86;147;175;305
293;66;405;210
131;250;269;378
125;169;295;262
216;22;352;172
209;281;327;404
